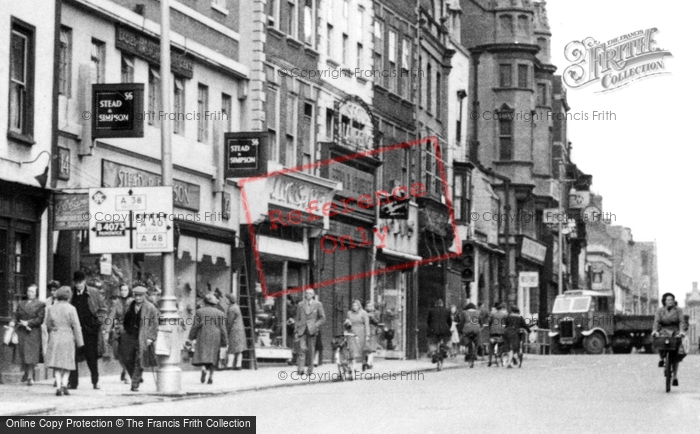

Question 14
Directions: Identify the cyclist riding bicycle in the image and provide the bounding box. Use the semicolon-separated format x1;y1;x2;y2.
488;302;508;367
426;299;452;364
458;302;482;364
504;306;531;368
652;292;688;387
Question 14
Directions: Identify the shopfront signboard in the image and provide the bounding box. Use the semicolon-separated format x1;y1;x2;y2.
92;83;144;139
54;193;89;230
88;186;174;254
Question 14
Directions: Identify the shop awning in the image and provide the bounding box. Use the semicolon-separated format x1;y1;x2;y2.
197;238;231;267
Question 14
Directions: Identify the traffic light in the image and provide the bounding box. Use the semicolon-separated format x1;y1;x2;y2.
461;242;475;282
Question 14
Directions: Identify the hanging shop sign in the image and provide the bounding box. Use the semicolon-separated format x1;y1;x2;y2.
115;25;194;78
102;160;200;211
519;271;539;288
520;236;548;265
92;83;144;139
57;148;71;181
224;132;269;178
54;193;89;230
378;186;410;220
568;189;591;210
88;186;174;254
334;96;376;150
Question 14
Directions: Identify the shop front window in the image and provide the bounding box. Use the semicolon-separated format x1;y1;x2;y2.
255;261;307;353
77;232;232;341
375;267;406;355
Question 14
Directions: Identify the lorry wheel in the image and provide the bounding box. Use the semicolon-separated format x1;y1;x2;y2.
583;332;606;355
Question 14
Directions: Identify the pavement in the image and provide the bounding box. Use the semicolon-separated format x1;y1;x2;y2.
0;353;482;416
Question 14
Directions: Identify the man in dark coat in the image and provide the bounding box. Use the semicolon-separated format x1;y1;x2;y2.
122;286;159;392
295;289;326;375
488;302;508;367
426;299;452;361
68;270;107;389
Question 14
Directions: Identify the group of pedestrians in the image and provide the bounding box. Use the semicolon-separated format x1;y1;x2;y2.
6;270;249;395
290;289;380;379
426;299;531;368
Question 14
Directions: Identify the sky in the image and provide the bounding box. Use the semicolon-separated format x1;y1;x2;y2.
545;0;700;306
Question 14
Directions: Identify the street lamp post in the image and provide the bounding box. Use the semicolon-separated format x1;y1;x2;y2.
156;0;182;394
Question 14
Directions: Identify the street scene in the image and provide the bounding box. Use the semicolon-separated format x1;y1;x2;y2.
0;0;698;432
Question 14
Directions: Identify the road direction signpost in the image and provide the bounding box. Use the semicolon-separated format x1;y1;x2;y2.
88;186;173;254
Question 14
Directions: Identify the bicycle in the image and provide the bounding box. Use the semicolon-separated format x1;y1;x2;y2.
515;329;528;368
489;335;505;367
462;332;479;368
653;332;682;393
436;339;447;371
430;337;449;371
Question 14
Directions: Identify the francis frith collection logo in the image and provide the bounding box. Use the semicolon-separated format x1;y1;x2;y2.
563;27;672;92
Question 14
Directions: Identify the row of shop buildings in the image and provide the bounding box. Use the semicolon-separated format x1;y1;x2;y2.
0;0;659;377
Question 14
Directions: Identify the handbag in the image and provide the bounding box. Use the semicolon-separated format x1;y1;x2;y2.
3;325;18;346
145;342;159;367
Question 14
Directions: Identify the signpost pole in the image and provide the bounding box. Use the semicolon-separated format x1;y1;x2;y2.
156;0;181;394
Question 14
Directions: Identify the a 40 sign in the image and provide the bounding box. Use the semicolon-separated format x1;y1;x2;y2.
88;186;173;254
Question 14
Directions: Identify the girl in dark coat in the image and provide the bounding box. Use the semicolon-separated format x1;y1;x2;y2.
107;284;133;383
10;284;45;385
188;293;228;384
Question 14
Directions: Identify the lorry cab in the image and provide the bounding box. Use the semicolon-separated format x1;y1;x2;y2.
548;290;615;354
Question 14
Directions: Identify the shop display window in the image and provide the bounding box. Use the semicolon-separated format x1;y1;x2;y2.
77;232;232;339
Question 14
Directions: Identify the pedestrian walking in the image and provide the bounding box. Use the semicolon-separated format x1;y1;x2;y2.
449;304;461;357
286;295;298;366
121;286;158;392
68;270;107;390
478;302;490;358
426;299;452;362
365;301;379;370
294;289;326;375
225;294;247;370
44;286;84;396
9;284;45;386
346;300;370;374
188;293;228;384
107;284;133;384
42;280;61;371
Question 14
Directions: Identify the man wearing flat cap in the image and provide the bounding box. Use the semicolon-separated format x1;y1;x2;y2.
121;286;159;392
68;270;107;390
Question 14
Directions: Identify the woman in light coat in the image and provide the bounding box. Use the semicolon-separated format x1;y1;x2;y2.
10;284;45;386
346;300;370;374
225;294;247;370
188;293;228;384
44;286;84;396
